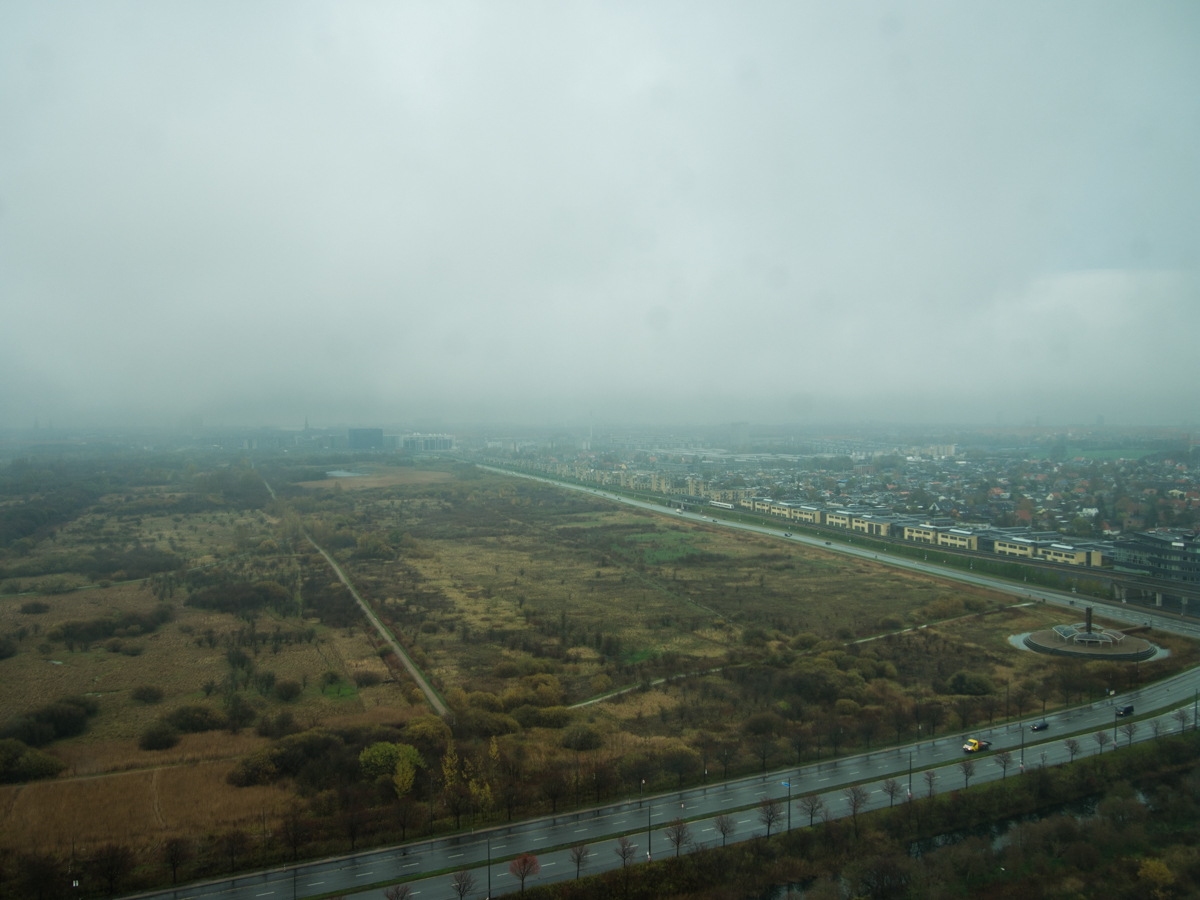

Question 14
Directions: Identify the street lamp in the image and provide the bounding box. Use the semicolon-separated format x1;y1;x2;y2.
782;781;792;831
907;752;913;801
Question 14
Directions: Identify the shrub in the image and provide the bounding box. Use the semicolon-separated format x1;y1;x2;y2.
275;680;302;702
0;738;66;783
2;696;98;746
120;644;143;657
0;639;16;661
139;722;180;751
131;685;164;704
19;601;50;615
166;705;227;733
353;671;383;688
103;638;123;653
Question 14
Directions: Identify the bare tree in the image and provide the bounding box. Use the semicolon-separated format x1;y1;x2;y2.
450;868;476;900
957;758;976;789
509;852;540;893
1150;719;1164;742
664;818;692;857
925;702;945;736
569;842;590;879
1012;690;1032;719
91;843;135;895
758;796;784;837
1120;721;1139;748
715;814;736;846
613;837;635;898
1173;708;1191;734
923;769;938;799
994;750;1013;780
383;885;413;900
1064;738;1081;762
279;804;308;860
1092;730;1109;756
842;785;869;837
980;695;1000;725
882;778;901;808
800;792;824;826
219;830;249;873
162;837;193;884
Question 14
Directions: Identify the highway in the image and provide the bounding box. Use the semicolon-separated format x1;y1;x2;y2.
126;468;1200;900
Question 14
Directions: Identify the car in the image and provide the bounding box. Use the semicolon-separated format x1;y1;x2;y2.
1031;721;1049;731
825;541;831;545
784;532;792;537
1116;705;1135;717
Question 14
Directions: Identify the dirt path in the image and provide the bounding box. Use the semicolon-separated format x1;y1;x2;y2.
306;538;449;718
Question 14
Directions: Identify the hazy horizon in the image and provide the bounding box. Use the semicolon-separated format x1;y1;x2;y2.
3;3;1199;428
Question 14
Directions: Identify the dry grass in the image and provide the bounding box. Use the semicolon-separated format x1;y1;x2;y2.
0;760;291;855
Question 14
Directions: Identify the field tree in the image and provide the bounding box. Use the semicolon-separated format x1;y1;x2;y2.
665;818;692;856
954;697;974;731
662;745;700;787
394;797;417;841
540;767;568;813
341;804;366;851
1120;721;1139;748
569;842;590;879
925;703;945;737
842;785;868;838
923;769;938;799
994;749;1013;779
509;852;540;893
91;843;135;895
1093;730;1109;757
1151;720;1164;742
1173;708;1190;733
800;792;825;826
980;694;1000;725
716;741;739;778
450;868;476;900
958;758;976;789
890;705;909;744
758;796;784;837
1065;738;1081;762
1012;689;1033;718
715;813;736;846
219;830;249;873
882;777;901;807
384;885;413;900
1035;681;1055;714
163;837;193;883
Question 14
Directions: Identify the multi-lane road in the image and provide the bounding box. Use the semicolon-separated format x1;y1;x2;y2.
128;467;1200;900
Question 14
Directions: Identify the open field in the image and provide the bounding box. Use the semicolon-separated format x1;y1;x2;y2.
1;455;1196;892
296;465;454;491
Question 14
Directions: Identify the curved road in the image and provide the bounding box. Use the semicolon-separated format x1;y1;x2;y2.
126;468;1200;900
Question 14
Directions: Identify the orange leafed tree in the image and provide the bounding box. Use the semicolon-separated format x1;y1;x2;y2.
509;852;540;892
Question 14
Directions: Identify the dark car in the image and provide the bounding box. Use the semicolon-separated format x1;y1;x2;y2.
1031;721;1049;732
825;541;831;545
1116;705;1135;717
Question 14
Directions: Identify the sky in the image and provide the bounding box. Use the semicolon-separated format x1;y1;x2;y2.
2;2;1199;429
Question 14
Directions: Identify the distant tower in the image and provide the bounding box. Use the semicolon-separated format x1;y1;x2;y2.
304;416;309;432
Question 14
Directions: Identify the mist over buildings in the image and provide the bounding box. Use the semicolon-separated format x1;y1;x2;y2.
2;3;1198;429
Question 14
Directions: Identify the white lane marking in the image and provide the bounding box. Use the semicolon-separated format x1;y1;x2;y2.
543;862;556;867
256;894;274;897
448;853;463;858
493;845;506;850
737;819;751;824
355;871;374;877
403;862;419;868
534;836;548;841
720;798;735;804
574;828;588;833
307;882;324;886
701;828;714;833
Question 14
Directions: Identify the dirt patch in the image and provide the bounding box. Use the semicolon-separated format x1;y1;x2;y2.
297;468;453;491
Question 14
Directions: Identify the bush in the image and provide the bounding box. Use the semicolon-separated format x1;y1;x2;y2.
131;685;164;704
0;639;16;661
275;680;302;702
19;601;50;615
353;671;383;688
2;696;98;747
166;705;227;733
0;738;66;783
139;722;180;751
120;644;143;657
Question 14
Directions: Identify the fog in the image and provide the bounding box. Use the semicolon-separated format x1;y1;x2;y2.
2;3;1198;428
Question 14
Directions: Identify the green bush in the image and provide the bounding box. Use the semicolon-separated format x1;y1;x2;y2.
274;680;302;702
131;685;164;704
166;705;227;733
19;601;50;615
139;722;180;751
0;738;66;782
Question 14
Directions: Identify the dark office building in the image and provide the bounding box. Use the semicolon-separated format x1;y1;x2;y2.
1112;532;1200;585
348;428;384;450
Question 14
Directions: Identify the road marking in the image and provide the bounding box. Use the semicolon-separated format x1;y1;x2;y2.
307;882;324;887
256;894;274;897
720;798;735;803
701;828;714;832
543;862;556;867
448;853;463;858
534;836;548;841
737;819;751;824
754;790;766;795
574;828;588;833
403;863;419;868
355;871;374;877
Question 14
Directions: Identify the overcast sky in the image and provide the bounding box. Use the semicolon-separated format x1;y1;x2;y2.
3;2;1198;429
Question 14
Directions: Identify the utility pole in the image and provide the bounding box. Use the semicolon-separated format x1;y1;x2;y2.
647;798;652;862
907;752;913;801
487;836;491;899
782;781;792;831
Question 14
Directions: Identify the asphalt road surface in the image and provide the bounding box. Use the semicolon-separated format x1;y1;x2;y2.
127;468;1200;900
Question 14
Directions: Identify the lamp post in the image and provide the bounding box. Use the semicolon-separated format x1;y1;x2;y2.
782;781;792;832
487;836;491;899
647;797;652;862
907;752;913;801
